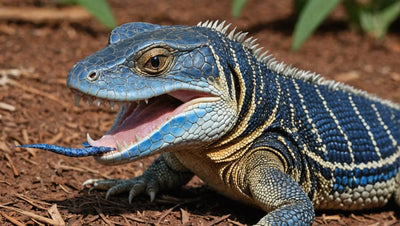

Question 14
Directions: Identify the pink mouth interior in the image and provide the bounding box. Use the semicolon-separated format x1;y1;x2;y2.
88;91;210;149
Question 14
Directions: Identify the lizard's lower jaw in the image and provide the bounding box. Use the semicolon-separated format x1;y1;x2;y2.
76;90;223;165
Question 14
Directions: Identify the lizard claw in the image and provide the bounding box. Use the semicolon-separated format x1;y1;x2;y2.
148;190;156;202
82;178;100;186
128;182;146;204
83;176;160;203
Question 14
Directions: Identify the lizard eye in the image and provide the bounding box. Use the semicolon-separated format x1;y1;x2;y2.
136;47;173;75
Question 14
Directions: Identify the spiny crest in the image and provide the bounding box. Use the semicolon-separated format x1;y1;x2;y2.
197;20;312;80
197;20;269;64
196;20;400;110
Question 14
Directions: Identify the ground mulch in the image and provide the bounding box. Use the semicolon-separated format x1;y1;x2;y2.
0;0;399;225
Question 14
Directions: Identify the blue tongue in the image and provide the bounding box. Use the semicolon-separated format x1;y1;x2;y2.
15;143;115;157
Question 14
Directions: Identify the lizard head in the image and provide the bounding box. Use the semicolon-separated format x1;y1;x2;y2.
67;21;242;164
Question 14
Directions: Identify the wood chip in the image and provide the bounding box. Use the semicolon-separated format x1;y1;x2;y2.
334;70;360;82
0;141;12;154
58;184;72;194
0;68;34;78
64;133;81;143
48;204;66;226
0;102;15;111
390;72;400;82
0;24;16;35
83;215;100;224
46;131;64;145
21;155;39;165
124;214;146;223
119;214;130;225
22;129;30;144
227;218;246;226
7;79;70;108
5;153;19;177
180;208;190;224
14;193;51;210
1;212;25;226
0;180;11;185
154;195;204;224
322;213;342;222
0;7;91;24
350;213;365;222
0;204;60;225
204;214;231;226
55;160;112;179
157;203;181;224
94;207;113;226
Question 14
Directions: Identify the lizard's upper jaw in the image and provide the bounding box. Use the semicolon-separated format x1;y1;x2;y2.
73;89;223;164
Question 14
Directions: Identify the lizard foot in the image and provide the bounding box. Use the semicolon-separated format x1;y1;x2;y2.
83;176;159;203
83;153;193;204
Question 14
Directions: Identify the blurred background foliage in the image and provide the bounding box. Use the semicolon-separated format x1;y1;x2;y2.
56;0;116;29
58;0;399;51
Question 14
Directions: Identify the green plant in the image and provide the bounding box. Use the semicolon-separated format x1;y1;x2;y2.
56;0;117;29
343;0;400;39
292;0;341;51
292;0;399;51
232;0;248;18
232;0;400;51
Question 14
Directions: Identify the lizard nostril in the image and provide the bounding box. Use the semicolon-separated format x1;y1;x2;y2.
87;72;99;81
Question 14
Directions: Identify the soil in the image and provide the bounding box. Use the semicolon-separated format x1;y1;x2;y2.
0;0;399;225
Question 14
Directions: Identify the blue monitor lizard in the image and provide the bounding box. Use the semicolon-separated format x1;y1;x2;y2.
18;21;400;225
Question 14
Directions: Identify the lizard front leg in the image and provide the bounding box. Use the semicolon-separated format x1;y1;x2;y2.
84;152;193;203
242;150;314;225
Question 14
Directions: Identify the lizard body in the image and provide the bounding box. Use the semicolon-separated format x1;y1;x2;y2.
20;21;400;225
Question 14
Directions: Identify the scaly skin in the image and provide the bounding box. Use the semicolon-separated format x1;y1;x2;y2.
20;21;400;225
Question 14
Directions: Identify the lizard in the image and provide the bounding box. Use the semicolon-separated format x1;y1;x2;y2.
18;21;400;225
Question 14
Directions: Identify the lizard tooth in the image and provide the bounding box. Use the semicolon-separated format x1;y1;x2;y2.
116;141;124;152
96;99;101;107
144;99;149;104
88;98;94;106
87;133;95;145
74;94;81;107
123;141;129;149
135;134;141;142
110;101;115;110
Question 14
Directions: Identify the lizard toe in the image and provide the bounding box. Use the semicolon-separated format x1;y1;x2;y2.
145;179;159;202
105;180;137;200
83;176;162;203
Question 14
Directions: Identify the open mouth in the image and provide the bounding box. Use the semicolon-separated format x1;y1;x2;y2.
74;90;214;156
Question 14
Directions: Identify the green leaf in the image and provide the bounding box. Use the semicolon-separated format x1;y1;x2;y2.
359;0;400;39
293;0;308;14
291;0;341;51
232;0;248;18
54;0;77;4
76;0;117;29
